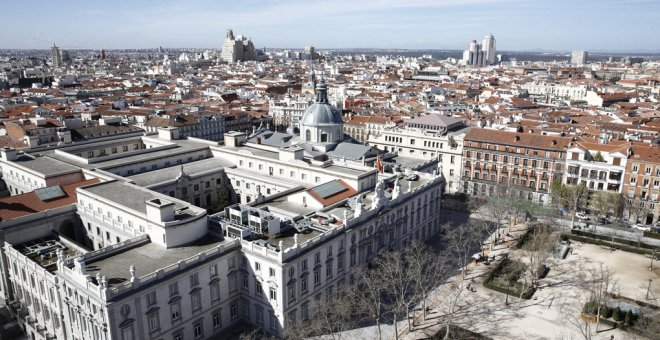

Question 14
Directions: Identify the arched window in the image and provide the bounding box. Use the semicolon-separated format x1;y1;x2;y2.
305;129;311;141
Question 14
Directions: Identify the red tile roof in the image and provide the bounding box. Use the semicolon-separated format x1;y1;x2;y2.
0;179;100;222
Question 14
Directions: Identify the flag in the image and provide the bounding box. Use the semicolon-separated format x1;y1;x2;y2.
376;153;384;173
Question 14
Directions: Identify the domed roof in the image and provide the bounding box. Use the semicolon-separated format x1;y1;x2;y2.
300;79;343;126
300;103;343;126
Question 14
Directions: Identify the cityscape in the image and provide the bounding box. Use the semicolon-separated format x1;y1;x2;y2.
1;1;660;340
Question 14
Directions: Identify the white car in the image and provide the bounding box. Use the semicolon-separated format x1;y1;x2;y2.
631;224;651;232
575;212;590;221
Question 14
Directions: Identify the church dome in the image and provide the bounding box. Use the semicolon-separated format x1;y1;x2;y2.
300;80;343;126
300;103;343;126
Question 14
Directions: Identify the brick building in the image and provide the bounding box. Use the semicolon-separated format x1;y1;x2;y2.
462;128;572;205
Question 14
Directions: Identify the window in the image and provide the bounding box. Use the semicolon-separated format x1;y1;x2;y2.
193;321;203;339
169;282;179;297
314;269;321;286
230;303;237;319
228;256;236;269
255;262;261;271
209;264;217;277
170;302;181;321
190;273;199;286
212;310;222;329
191;291;202;312
121;325;134;340
255;281;263;296
301;259;308;271
211;282;220;302
269;287;277;301
270;311;277;331
256;307;264;324
269;268;275;277
146;291;157;306
288;284;296;302
229;275;237;292
147;311;159;333
633;165;638;173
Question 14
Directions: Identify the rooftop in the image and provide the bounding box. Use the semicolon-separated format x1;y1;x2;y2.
127;157;235;187
0;179;100;222
85;235;227;287
79;180;204;218
10;154;81;176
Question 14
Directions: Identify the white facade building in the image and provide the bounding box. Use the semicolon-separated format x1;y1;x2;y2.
0;89;445;339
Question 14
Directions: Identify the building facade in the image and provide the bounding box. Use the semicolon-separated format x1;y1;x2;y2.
462;128;571;205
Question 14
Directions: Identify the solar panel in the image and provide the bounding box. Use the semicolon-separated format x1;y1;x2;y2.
35;186;66;201
313;180;348;199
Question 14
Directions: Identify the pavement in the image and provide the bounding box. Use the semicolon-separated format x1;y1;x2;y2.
398;223;659;340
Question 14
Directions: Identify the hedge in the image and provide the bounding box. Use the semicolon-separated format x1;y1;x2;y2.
482;258;536;300
643;230;660;240
564;234;657;256
605;292;660;310
571;229;660;251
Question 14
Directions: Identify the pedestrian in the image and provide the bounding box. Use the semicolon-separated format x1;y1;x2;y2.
570;248;573;255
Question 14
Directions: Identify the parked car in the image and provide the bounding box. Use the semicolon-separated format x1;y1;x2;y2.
406;174;420;181
597;216;611;224
650;226;660;234
631;224;651;232
575;212;590;221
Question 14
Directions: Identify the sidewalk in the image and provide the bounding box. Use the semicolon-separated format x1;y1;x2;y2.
398;225;639;340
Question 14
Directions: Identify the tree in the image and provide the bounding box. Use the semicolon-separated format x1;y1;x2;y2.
406;241;450;323
625;197;650;224
285;287;358;340
482;184;511;242
351;266;387;340
563;183;590;231
520;225;557;288
373;249;416;340
211;185;231;213
585;264;615;332
438;220;491;340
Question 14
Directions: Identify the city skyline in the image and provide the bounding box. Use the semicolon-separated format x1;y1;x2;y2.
1;0;659;52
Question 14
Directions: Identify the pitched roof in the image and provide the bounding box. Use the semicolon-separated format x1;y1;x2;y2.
465;128;572;151
0;179;100;222
406;113;463;128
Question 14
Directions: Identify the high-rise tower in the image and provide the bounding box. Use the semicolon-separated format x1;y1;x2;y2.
50;44;62;68
462;34;497;66
570;50;588;65
482;33;497;65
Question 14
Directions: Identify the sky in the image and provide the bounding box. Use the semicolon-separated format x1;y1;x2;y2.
1;0;659;52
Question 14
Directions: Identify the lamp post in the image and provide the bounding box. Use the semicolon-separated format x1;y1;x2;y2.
646;279;653;300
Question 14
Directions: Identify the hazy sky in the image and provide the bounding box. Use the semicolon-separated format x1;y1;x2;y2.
1;0;659;51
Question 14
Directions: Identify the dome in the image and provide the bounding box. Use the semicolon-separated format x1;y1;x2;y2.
300;103;343;126
299;79;343;126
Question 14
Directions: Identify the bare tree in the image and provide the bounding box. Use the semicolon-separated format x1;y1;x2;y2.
351;266;387;340
372;249;417;340
585;264;615;332
285;285;359;339
564;183;590;231
560;294;595;340
406;241;450;323
520;225;558;289
437;220;490;340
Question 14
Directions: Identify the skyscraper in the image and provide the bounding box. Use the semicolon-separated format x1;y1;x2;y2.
50;43;62;67
570;50;588;65
220;28;256;63
462;34;497;66
482;33;497;65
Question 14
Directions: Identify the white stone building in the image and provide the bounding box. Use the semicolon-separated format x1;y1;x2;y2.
0;86;445;339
